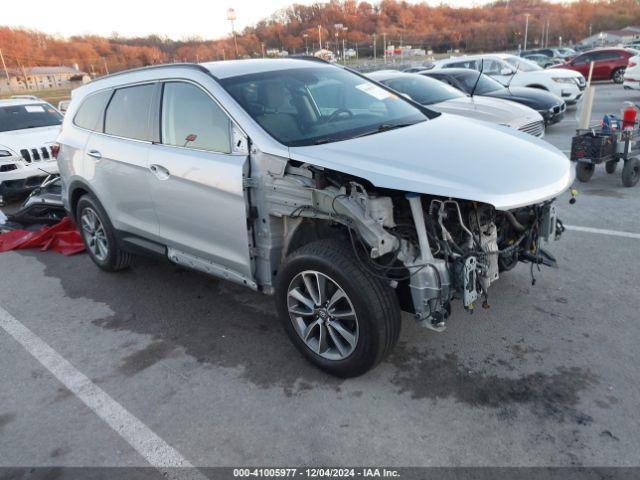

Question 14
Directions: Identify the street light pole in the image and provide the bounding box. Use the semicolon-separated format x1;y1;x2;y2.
523;13;530;51
303;34;309;55
318;25;322;51
227;8;239;58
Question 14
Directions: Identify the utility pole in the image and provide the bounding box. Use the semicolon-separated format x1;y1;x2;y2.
102;57;109;75
372;33;377;62
261;43;265;58
545;20;550;48
0;49;11;92
303;34;309;55
523;13;530;51
383;32;387;63
318;25;323;50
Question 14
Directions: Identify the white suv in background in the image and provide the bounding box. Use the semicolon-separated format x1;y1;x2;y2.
431;53;586;104
0;98;62;204
623;53;640;90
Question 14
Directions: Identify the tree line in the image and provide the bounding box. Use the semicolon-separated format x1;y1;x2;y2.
2;0;640;74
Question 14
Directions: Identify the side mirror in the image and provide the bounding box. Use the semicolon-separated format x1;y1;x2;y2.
500;68;515;76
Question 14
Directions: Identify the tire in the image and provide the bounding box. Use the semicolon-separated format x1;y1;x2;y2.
612;68;625;84
576;162;595;182
622;157;640;187
605;160;618;174
76;193;133;271
275;239;401;377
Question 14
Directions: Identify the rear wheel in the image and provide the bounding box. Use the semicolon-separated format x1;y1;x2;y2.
612;68;625;84
576;162;595;182
605;160;618;174
622;157;640;187
76;194;132;271
275;239;401;377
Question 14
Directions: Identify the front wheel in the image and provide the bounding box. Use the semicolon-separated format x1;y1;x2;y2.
275;239;401;377
76;194;132;271
612;68;625;84
622;158;640;187
576;162;595;182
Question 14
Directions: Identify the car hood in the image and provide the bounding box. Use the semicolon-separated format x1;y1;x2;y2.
0;125;60;152
487;87;562;110
542;66;585;78
428;95;542;128
287;114;573;210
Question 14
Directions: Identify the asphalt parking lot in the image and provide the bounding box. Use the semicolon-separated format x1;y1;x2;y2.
1;83;639;474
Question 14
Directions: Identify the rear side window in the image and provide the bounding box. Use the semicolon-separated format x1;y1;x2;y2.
445;60;478;70
105;84;155;141
161;82;231;153
73;90;112;132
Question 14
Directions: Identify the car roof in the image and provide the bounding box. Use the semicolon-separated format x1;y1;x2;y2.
367;70;410;81
0;98;48;107
202;58;335;79
421;68;475;76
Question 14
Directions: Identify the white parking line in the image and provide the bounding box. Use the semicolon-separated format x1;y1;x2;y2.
0;305;207;480
565;224;640;239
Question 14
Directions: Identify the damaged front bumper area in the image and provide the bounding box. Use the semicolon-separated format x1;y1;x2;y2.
258;162;565;333
404;195;564;331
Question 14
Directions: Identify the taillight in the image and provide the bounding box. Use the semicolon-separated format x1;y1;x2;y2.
51;143;60;159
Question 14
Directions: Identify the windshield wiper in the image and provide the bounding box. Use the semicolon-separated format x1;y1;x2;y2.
354;122;416;139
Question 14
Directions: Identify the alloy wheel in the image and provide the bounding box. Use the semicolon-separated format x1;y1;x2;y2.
287;270;359;361
80;207;109;262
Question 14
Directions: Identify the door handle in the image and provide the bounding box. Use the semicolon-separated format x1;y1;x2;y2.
87;150;102;160
150;164;170;180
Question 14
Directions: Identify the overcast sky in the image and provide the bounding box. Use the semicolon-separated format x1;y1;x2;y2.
2;0;492;40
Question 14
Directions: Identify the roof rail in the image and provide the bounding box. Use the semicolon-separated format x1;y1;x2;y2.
10;95;41;100
288;55;332;64
91;62;211;83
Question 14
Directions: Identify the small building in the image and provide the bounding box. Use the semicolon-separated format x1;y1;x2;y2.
0;66;89;93
580;28;640;47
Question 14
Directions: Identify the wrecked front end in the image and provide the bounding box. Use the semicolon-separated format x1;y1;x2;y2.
259;160;567;332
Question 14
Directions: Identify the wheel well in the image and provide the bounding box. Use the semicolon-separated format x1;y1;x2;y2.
284;218;348;259
69;186;89;220
526;84;548;90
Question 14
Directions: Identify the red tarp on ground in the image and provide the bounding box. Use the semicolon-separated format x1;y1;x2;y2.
0;217;85;256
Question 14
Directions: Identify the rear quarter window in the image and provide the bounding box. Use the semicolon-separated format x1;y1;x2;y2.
104;84;155;141
73;90;112;132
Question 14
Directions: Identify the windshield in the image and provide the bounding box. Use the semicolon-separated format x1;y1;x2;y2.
454;72;505;95
0;103;62;132
503;56;542;72
220;67;427;147
379;74;465;105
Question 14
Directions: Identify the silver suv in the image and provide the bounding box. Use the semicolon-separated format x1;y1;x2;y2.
56;59;573;377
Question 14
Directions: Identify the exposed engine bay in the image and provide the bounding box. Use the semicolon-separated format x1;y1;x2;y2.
250;159;564;332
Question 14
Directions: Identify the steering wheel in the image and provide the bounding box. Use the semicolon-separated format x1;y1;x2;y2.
326;108;354;123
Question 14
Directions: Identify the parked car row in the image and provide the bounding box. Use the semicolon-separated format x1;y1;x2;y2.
368;70;547;136
427;54;586;104
46;58;572;376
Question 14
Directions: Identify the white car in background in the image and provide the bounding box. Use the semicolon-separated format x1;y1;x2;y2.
0;98;62;205
367;70;546;137
623;53;640;90
431;53;586;104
